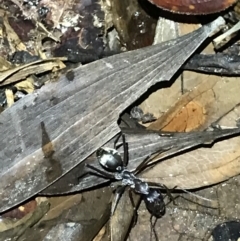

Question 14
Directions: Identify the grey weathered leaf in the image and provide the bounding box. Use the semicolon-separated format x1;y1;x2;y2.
0;17;225;213
142;109;240;190
43;126;240;194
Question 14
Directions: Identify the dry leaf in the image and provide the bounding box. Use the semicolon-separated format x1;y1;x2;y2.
0;57;66;86
0;198;49;240
40;194;83;221
0;18;225;213
147;77;216;131
137;19;240;190
15;78;34;94
3;14;26;52
19;188;112;241
5;89;14;107
0;57;12;71
141;94;240;189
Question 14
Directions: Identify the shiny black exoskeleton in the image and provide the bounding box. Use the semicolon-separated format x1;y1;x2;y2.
143;188;165;219
87;134;168;229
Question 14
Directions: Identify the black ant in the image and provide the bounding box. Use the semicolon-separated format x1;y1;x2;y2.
86;133;175;240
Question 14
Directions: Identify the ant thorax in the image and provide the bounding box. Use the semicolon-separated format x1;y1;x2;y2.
120;170;136;185
120;170;150;195
133;178;149;195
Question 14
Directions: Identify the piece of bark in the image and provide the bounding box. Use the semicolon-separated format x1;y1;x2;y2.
0;17;225;213
110;189;141;241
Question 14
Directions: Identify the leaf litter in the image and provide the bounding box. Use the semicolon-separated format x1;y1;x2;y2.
129;18;240;241
1;1;240;241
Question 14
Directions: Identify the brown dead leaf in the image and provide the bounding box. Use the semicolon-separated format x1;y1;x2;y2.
148;76;240;132
171;100;205;131
147;78;217;131
152;100;206;132
1;200;37;219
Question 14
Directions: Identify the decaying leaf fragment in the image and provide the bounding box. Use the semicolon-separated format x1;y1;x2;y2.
0;57;12;72
19;188;112;241
0;57;66;86
0;198;49;240
3;13;26;52
5;88;14;107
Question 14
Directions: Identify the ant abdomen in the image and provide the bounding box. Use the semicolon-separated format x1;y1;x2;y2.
143;189;165;218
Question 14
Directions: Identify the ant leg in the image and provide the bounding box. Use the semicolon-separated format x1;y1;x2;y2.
113;132;122;149
150;216;159;241
163;185;180;206
122;134;129;167
134;151;162;176
134;155;151;175
165;185;178;205
148;182;177;205
162;184;177;205
86;163;116;179
113;132;128;167
111;185;126;215
128;190;138;227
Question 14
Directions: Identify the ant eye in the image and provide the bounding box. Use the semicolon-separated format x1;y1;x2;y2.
96;147;123;172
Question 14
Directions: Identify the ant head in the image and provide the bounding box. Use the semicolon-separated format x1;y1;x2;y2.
96;147;123;172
